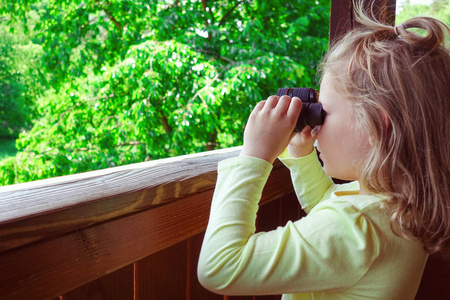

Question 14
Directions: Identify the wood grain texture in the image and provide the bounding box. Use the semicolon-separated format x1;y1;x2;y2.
329;0;396;45
0;159;294;300
61;265;134;300
329;0;353;45
0;191;211;300
135;241;188;299
0;147;241;252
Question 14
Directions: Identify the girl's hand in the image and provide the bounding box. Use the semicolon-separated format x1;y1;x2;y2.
240;95;302;164
288;126;316;158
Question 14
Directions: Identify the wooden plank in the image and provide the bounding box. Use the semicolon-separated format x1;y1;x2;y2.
255;296;281;300
61;265;134;300
415;254;450;300
279;193;303;226
260;161;293;206
329;0;353;45
256;199;281;233
0;147;241;252
329;0;396;45
135;241;187;299
0;190;212;300
188;233;223;300
0;162;293;300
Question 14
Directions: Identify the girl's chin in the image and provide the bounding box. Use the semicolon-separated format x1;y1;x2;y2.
322;164;349;181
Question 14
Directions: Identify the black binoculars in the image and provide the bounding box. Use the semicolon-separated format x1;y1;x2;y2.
276;87;326;132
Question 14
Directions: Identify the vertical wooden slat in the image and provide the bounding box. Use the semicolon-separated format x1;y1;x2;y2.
279;192;303;226
329;0;396;45
61;265;134;300
188;232;223;300
255;296;281;300
256;200;282;233
135;240;188;299
415;254;450;299
329;0;353;45
226;296;254;300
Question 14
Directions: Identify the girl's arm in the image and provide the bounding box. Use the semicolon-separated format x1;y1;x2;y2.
238;94;337;212
198;154;379;295
198;96;377;295
279;149;335;213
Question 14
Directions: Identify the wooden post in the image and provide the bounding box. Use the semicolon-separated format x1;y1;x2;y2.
329;0;396;45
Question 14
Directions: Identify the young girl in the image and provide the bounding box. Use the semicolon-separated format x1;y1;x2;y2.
198;6;450;300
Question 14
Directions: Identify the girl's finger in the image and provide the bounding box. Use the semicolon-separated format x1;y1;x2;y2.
264;95;280;110
287;97;302;118
276;95;292;112
254;100;266;111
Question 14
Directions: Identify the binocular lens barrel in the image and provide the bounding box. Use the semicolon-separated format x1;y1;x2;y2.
276;87;317;102
276;87;326;132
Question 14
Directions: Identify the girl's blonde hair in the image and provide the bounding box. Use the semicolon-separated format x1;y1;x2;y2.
321;5;450;254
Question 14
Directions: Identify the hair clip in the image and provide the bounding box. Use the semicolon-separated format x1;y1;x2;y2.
394;23;405;36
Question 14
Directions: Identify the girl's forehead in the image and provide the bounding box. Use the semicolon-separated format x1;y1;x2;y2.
318;74;336;102
319;74;350;109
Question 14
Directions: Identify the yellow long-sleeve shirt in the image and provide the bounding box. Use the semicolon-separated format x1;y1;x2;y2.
198;150;427;299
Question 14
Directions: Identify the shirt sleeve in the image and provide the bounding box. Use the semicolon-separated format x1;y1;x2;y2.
198;156;380;296
279;149;334;213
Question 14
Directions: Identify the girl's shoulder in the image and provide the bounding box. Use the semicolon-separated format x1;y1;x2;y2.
310;192;386;221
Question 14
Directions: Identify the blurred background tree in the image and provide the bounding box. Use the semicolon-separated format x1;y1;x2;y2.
0;0;331;185
396;0;450;24
0;9;44;137
2;0;446;186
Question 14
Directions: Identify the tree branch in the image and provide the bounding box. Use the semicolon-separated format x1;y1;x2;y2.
194;48;235;63
103;8;123;31
95;0;123;31
218;0;243;27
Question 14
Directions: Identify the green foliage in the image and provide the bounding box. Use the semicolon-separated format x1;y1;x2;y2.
0;0;330;185
0;139;17;160
0;21;44;138
396;0;450;25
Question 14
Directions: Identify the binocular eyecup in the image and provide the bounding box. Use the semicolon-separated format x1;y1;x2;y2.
276;87;326;132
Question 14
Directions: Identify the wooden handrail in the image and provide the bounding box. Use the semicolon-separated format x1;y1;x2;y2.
0;147;241;252
0;147;296;299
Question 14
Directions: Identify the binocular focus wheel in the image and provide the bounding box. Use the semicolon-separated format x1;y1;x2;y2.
276;87;317;102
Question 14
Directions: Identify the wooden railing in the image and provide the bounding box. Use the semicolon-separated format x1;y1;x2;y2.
1;147;449;299
0;147;303;299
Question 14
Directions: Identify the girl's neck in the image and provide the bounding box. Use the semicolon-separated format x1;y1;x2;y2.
358;183;371;195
